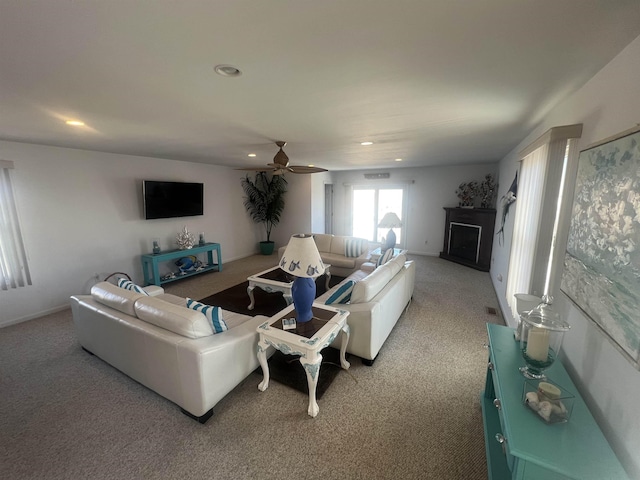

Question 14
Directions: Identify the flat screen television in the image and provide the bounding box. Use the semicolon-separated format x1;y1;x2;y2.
143;180;204;220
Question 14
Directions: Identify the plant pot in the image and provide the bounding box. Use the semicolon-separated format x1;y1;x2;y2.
259;241;275;255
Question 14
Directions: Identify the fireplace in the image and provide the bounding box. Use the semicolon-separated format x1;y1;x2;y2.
449;222;481;263
440;208;496;271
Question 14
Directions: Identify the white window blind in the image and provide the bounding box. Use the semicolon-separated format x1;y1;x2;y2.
0;160;32;290
506;145;548;317
504;125;582;323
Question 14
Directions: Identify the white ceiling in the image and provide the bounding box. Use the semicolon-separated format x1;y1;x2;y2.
2;1;640;171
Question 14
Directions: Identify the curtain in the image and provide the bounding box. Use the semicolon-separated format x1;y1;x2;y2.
505;145;548;318
0;160;32;290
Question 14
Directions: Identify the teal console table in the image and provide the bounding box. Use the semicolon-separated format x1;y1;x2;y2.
141;242;222;286
482;323;628;480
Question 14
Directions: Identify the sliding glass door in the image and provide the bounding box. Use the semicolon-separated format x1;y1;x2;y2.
352;186;404;245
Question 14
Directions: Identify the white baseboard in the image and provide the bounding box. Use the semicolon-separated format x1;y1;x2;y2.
0;304;71;329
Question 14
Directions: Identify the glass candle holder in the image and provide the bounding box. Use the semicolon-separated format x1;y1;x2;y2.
519;295;570;379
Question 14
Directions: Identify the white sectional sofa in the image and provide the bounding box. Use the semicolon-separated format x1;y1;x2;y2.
278;233;370;277
70;282;273;423
317;252;415;365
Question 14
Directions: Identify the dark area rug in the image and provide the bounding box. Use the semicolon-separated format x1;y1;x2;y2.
256;347;346;399
199;273;345;317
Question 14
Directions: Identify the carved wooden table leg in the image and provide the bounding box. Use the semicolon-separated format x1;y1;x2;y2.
257;339;270;391
301;352;323;417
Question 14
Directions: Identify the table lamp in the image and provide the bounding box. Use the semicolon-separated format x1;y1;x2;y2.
279;234;325;322
378;212;402;251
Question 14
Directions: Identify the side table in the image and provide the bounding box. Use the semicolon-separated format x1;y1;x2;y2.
256;303;350;417
247;265;332;311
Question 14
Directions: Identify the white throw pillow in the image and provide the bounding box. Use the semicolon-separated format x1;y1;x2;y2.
344;238;367;258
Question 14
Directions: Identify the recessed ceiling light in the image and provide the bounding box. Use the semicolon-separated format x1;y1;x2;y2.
361;141;373;146
214;64;242;77
248;153;256;157
308;164;315;167
395;158;403;162
66;120;85;126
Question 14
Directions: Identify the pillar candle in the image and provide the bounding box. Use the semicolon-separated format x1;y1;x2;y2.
526;327;550;362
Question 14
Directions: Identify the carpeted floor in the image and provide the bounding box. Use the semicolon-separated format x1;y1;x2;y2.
0;254;504;480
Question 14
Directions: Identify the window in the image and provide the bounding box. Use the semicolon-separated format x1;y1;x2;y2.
505;125;582;320
351;186;405;244
0;160;31;290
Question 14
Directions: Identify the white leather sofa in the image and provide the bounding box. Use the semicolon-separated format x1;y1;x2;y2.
70;282;273;423
316;253;415;365
278;233;370;277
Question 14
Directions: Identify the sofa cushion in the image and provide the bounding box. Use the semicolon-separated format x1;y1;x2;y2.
313;234;333;253
186;298;228;334
91;281;146;316
343;237;367;258
388;253;407;276
325;280;356;305
350;264;394;304
321;252;356;269
117;278;149;295
376;248;394;267
134;297;214;338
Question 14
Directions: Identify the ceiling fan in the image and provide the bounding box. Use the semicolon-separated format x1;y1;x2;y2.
236;141;328;175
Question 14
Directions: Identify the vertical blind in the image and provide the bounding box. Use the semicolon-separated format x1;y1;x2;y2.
505;144;548;317
0;160;32;290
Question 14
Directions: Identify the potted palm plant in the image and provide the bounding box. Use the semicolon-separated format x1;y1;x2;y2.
241;172;288;255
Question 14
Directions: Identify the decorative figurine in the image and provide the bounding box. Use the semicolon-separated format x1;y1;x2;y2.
176;226;196;250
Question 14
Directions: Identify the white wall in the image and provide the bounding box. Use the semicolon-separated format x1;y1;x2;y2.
331;165;498;255
310;171;333;233
271;174;313;248
491;35;640;479
0;142;261;326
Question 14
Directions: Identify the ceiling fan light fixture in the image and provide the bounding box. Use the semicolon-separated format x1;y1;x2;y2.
214;64;242;77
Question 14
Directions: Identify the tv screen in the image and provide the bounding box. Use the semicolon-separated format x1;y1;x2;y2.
143;181;204;220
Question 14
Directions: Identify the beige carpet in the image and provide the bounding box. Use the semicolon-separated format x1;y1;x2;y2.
0;254;505;480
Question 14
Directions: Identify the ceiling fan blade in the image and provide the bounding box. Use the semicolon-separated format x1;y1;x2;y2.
287;165;329;174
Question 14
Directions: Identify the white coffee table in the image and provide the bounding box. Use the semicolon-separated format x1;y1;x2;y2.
246;264;331;311
256;302;350;417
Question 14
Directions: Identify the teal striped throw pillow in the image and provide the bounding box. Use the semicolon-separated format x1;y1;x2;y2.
186;298;228;334
325;280;356;305
345;238;366;258
117;278;149;295
376;248;394;267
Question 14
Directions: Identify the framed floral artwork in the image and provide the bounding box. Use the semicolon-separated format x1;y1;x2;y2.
561;126;640;370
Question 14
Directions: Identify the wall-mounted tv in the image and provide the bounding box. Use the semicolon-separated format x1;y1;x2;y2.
143;180;204;220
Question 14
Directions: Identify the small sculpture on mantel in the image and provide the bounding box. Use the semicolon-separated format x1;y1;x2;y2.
176;226;196;250
479;174;497;209
456;181;478;207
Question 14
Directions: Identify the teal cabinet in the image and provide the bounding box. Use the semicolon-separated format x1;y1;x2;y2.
141;242;222;286
482;324;628;480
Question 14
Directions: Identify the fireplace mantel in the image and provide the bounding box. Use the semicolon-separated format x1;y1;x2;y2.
439;207;496;271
